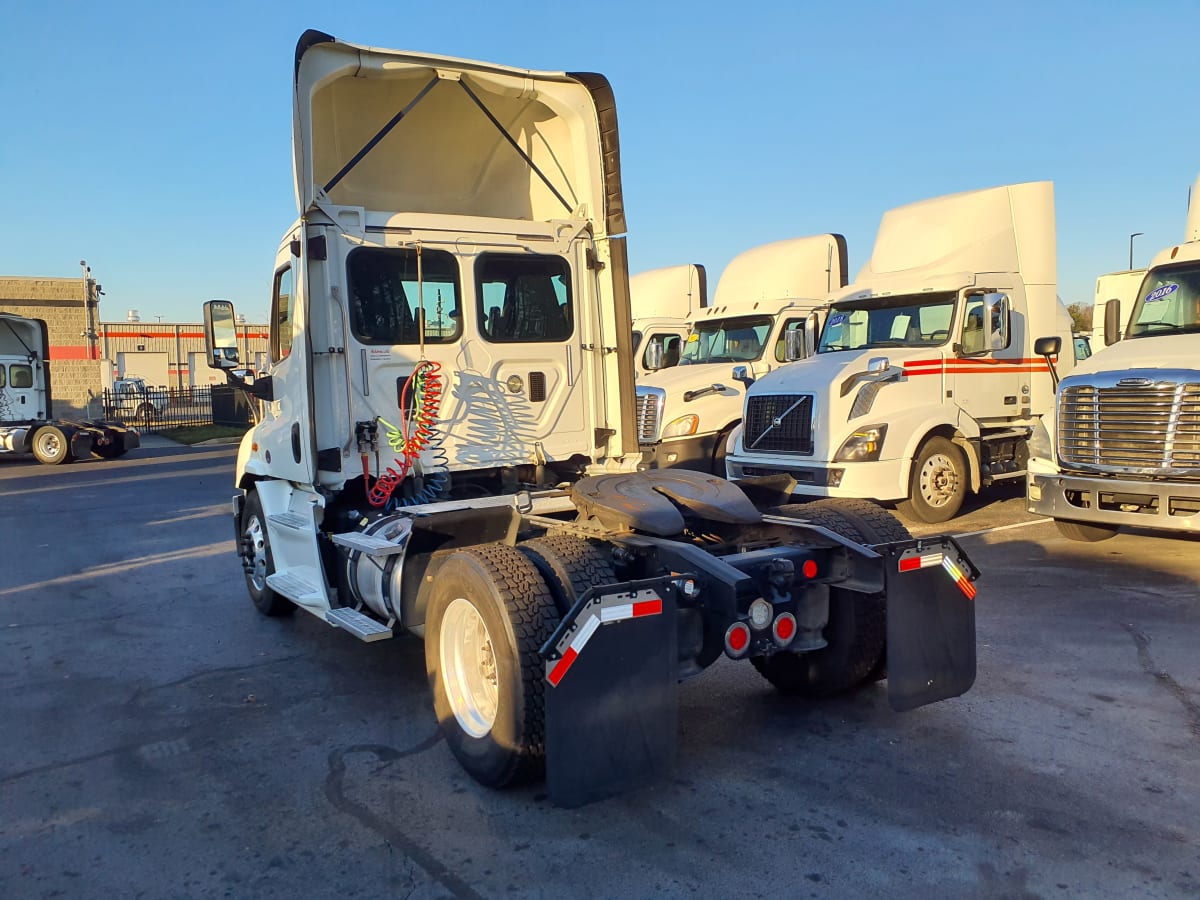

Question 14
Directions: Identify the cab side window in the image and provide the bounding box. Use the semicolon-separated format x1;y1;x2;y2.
477;254;573;343
0;366;6;388
9;365;32;388
643;332;682;368
270;266;294;363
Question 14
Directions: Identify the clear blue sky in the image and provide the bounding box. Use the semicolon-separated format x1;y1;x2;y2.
2;0;1197;323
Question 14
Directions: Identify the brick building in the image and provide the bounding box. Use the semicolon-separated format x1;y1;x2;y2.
0;270;267;417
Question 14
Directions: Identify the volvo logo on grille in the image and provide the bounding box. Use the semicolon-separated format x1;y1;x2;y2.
1117;377;1152;386
772;416;784;427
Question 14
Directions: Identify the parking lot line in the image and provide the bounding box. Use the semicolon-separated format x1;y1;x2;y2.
952;518;1049;539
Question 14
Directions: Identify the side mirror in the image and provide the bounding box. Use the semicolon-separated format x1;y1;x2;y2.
643;339;665;371
1034;335;1062;390
867;356;889;373
1033;336;1061;356
783;328;807;362
1103;298;1122;346
203;300;240;370
732;365;754;385
983;292;1010;351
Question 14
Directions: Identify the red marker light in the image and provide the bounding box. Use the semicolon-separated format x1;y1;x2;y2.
802;560;818;579
773;613;797;646
725;622;751;658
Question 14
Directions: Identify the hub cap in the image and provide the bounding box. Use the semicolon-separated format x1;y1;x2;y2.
440;598;499;738
37;432;62;459
918;452;959;508
244;514;269;591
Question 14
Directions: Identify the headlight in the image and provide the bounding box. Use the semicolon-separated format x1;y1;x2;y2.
833;424;887;462
662;414;700;438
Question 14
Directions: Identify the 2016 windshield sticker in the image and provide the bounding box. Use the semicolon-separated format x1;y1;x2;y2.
827;312;850;327
1145;283;1178;303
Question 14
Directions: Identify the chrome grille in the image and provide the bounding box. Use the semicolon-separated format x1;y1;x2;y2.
744;394;814;454
635;391;662;443
1059;380;1200;472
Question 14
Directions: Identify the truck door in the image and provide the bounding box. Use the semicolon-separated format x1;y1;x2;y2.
257;240;315;483
3;359;40;419
461;249;588;464
950;291;1024;421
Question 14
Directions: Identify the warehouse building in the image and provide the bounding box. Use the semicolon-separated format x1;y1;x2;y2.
0;267;266;416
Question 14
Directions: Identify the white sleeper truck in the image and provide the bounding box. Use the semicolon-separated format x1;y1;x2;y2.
0;313;139;464
1090;268;1146;347
630;263;706;378
1027;176;1200;540
726;181;1074;523
636;235;847;474
206;30;980;806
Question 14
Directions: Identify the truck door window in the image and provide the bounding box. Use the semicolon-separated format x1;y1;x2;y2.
643;332;682;368
476;254;573;343
347;247;462;345
270;266;295;362
0;366;6;388
9;365;32;388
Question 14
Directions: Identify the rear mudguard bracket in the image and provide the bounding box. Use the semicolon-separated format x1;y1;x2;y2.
877;536;979;711
541;576;680;808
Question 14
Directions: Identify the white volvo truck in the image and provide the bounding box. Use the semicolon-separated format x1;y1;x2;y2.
0;313;140;464
726;181;1074;523
1027;176;1200;540
630;263;706;378
635;235;847;474
205;30;980;806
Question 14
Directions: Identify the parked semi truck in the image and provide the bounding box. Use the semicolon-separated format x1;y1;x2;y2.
1027;177;1200;540
1090;268;1146;347
726;182;1074;523
635;235;847;474
0;313;139;464
630;264;706;378
208;30;979;805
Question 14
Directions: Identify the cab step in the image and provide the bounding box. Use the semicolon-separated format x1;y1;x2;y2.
265;568;327;605
268;511;310;531
330;530;409;557
326;607;393;642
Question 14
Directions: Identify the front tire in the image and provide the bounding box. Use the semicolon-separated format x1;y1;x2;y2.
425;544;559;787
1055;518;1119;542
241;491;294;617
753;499;909;696
898;436;967;523
32;426;72;465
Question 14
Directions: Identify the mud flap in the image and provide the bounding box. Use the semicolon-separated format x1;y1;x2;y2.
876;537;978;712
541;579;678;808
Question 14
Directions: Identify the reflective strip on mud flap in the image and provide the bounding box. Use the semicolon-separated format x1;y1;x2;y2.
897;548;977;600
545;588;663;687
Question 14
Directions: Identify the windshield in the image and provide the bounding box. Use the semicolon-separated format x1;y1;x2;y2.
818;292;956;353
680;315;772;364
1126;263;1200;338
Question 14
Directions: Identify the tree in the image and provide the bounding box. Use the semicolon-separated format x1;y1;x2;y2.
1066;302;1092;334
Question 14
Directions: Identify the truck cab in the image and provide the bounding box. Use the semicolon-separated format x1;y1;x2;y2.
1027;177;1200;539
727;182;1073;522
630;264;706;378
636;235;846;474
106;376;165;421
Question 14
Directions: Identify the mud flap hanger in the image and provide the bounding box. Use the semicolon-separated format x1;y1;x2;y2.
540;575;681;808
320;74;574;215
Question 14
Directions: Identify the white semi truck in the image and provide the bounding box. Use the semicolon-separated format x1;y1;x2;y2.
630;263;706;378
726;181;1074;523
1090;268;1146;347
635;235;847;474
0;313;140;464
205;30;979;805
1027;177;1200;540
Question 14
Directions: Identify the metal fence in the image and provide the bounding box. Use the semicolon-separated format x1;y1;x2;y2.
99;385;253;432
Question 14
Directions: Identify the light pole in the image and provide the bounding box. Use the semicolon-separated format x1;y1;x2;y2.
1129;232;1144;270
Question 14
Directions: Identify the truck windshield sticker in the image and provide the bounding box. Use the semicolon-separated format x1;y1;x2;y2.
827;312;849;327
1145;283;1178;303
687;333;699;342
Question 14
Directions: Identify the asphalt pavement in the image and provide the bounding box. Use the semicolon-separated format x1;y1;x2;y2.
1;443;1197;898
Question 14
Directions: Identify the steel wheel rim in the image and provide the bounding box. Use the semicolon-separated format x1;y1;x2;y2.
440;597;499;738
37;432;62;459
918;452;959;508
244;514;269;591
